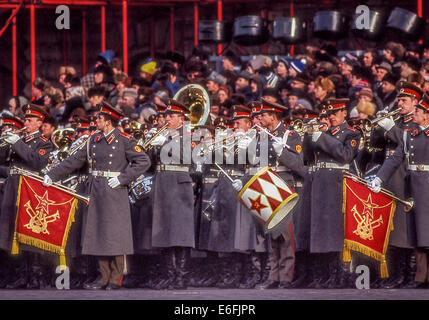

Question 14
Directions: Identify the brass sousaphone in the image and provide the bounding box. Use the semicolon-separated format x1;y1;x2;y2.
173;84;210;127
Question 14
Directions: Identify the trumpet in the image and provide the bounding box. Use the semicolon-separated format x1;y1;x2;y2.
0;127;27;147
362;109;401;132
293;119;328;134
142;124;169;151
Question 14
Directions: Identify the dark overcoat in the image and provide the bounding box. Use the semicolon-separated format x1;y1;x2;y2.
48;128;151;256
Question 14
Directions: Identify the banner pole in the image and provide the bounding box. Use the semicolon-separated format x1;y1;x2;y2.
343;171;413;210
17;169;89;204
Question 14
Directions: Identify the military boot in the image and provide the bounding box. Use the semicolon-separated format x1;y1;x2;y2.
216;255;240;289
174;247;189;290
239;253;261;289
382;248;407;289
403;252;422;288
307;254;329;289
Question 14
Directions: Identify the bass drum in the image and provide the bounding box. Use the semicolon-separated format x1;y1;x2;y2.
233;15;269;46
351;9;386;41
386;7;425;41
313;10;349;40
272;17;307;44
129;175;153;207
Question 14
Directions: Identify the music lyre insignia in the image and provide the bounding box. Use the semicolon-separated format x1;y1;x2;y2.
352;193;383;241
24;190;60;235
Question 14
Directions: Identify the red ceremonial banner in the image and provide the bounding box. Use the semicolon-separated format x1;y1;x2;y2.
12;175;79;267
342;176;396;278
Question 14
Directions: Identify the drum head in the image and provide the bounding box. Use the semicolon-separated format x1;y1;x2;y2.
266;194;299;237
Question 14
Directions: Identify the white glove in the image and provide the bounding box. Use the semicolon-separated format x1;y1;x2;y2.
377;117;395;131
232;179;243;192
145;127;157;138
4;133;20;145
272;137;284;156
368;176;382;193
216;130;229;140
1;128;11;137
150;134;167;146
237;136;253;149
43;175;53;187
312;131;322;142
108;177;121;189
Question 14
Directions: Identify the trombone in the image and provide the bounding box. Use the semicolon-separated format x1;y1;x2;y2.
362;109;401;132
292;119;328;134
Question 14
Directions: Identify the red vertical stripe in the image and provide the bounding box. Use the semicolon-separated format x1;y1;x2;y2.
30;3;36;94
12;16;17;96
101;6;106;52
290;1;295;56
217;0;223;56
194;3;199;47
418;0;423;44
122;0;128;74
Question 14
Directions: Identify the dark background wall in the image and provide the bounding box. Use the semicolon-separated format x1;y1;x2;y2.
0;0;427;106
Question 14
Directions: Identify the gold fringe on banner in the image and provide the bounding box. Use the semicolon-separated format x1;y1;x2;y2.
59;251;67;271
12;175;80;269
380;258;389;278
11;177;24;256
342;246;351;263
11;232;19;255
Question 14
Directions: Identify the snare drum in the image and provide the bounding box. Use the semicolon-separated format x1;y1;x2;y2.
238;166;299;235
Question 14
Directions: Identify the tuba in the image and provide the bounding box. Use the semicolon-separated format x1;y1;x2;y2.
173;84;210;128
51;128;75;161
42;128;75;174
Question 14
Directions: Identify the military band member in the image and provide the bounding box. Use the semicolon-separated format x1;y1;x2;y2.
231;104;269;289
306;98;361;288
43;101;151;290
236;99;305;289
0;104;54;289
148;99;195;290
371;81;423;288
370;93;429;288
66;116;98;288
0;114;25;288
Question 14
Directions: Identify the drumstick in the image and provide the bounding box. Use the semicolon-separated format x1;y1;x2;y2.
214;163;234;183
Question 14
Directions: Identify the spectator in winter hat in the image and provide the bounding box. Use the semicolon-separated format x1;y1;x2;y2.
289;59;306;78
275;57;289;81
217;85;230;105
87;86;106;110
381;72;399;108
140;59;157;82
287;88;305;110
375;61;392;82
358;87;373;102
407;72;425;89
249;74;264;101
356;101;376;120
120;88;138;118
400;56;422;79
206;71;227;96
94;64;115;85
31;77;48;104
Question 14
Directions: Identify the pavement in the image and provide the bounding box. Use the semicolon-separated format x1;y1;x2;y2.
1;288;429;300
